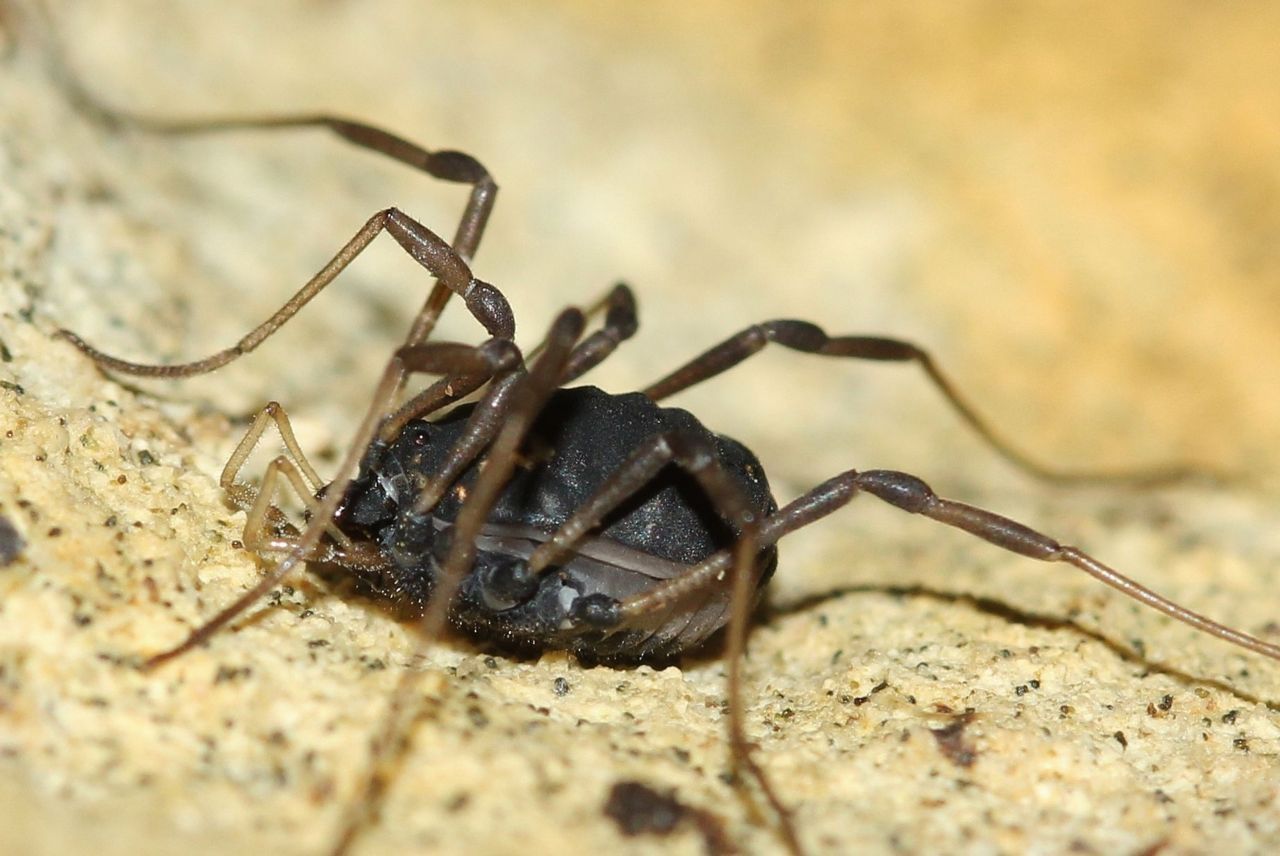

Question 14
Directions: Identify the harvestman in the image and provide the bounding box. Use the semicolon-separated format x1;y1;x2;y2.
49;60;1280;856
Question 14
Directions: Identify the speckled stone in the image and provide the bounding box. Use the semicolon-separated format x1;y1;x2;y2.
3;3;1280;855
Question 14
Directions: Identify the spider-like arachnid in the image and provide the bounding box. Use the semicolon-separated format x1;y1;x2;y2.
49;60;1280;856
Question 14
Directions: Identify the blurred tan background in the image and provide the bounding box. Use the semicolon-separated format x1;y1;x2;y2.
2;2;1279;854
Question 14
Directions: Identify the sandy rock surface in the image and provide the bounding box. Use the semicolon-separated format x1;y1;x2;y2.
2;2;1280;854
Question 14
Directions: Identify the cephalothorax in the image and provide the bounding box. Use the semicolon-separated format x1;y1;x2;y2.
49;55;1280;856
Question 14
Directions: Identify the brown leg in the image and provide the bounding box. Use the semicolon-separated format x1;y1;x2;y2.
43;14;499;336
375;338;525;444
521;282;639;382
750;468;1280;660
643;320;1197;486
592;462;1280;856
533;436;799;852
57;207;514;378
376;278;637;450
330;308;587;856
67;206;523;671
561;283;638;382
397;286;643;520
510;428;796;851
58;110;495;261
627;463;1280;668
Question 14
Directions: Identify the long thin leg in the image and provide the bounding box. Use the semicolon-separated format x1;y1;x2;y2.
531;435;795;852
375;340;522;444
520;433;782;843
42;19;530;651
384;285;641;521
338;305;737;853
58;208;514;377
37;3;529;674
758;469;1280;660
614;469;1280;665
134;115;495;265
500;425;798;850
42;12;499;341
576;461;1280;855
590;458;1280;856
384;286;632;510
54;96;496;259
60;214;518;639
642;320;1196;486
331;308;587;856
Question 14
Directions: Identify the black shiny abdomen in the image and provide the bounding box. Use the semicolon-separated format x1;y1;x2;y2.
337;386;778;660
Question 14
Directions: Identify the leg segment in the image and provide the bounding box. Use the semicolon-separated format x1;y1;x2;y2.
376;280;637;440
420;308;586;638
521;283;639;382
58;208;514;378
751;469;1280;661
586;459;1280;856
45;21;498;337
643;320;1194;486
403;371;526;517
561;283;639;382
330;308;587;856
134;115;496;265
376;338;525;443
58;107;495;262
517;433;795;852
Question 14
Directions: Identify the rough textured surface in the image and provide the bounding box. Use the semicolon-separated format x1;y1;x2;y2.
3;2;1280;854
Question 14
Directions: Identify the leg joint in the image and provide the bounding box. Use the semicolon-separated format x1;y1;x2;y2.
855;469;936;514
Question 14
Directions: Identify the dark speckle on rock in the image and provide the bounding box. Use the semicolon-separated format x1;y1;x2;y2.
605;780;686;837
931;711;978;768
0;515;24;566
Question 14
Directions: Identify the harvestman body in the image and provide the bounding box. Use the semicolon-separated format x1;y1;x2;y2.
50;65;1280;856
